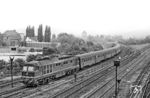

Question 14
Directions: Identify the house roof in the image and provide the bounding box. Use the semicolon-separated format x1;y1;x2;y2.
3;30;21;40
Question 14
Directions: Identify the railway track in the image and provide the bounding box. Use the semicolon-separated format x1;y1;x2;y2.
25;48;140;98
140;74;150;98
0;46;139;98
47;48;149;98
98;52;150;98
128;61;150;98
101;48;150;98
0;86;27;98
0;78;22;89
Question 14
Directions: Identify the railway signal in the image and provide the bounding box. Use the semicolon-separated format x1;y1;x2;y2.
114;60;120;98
10;56;14;88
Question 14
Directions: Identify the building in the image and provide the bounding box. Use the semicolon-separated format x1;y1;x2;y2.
3;30;21;46
25;37;60;48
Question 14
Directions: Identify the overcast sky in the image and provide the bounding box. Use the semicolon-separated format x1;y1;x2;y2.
0;0;150;38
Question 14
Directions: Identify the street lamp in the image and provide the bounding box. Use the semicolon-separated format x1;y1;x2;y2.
9;56;14;88
114;60;120;98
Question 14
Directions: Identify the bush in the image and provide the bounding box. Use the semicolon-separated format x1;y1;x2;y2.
26;54;36;62
29;48;35;52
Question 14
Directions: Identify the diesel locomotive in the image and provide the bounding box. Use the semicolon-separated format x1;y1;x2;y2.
21;43;121;86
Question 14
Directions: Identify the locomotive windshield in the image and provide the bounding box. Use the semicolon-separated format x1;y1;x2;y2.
22;63;36;77
28;66;34;71
23;64;34;72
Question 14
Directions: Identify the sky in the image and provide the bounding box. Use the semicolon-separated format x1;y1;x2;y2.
0;0;150;39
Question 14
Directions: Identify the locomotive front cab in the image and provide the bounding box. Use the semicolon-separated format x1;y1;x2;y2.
22;63;40;86
22;64;35;77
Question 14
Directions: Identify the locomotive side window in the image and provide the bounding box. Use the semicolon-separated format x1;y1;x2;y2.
28;66;34;71
82;59;84;62
50;65;52;72
56;63;59;66
64;61;68;64
35;66;39;71
23;66;27;71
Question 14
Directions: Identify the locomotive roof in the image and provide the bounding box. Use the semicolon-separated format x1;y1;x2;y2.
26;56;75;66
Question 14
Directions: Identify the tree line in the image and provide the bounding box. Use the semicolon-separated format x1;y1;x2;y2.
119;36;150;45
26;24;52;42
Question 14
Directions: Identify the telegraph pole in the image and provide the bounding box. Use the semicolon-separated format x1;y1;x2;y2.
114;60;120;98
10;56;14;88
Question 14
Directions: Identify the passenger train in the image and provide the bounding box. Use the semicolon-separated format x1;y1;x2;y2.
21;43;121;86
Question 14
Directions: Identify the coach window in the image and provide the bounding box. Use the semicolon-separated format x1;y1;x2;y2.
66;61;68;64
83;58;85;62
43;66;46;74
65;61;67;64
42;66;44;74
60;63;62;66
70;60;72;63
50;65;52;72
47;65;49;73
